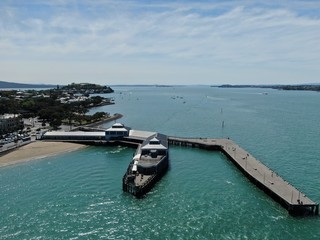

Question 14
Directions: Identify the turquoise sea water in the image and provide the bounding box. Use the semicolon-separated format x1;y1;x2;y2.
1;86;320;239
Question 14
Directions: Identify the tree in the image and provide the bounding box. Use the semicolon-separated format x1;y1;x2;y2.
91;96;103;105
92;112;106;121
38;106;64;129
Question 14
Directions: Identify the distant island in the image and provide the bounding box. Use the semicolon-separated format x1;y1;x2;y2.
217;84;320;92
60;82;113;94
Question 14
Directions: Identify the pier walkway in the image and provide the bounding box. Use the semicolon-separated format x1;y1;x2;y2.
40;126;318;216
168;137;319;216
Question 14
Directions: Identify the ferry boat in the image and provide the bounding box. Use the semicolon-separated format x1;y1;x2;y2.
122;133;169;198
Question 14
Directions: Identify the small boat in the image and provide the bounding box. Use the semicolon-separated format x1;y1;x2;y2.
122;133;169;198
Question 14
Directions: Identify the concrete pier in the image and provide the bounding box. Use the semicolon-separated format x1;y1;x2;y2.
168;137;319;216
40;128;318;216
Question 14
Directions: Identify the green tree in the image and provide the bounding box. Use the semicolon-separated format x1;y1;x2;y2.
38;106;65;129
91;96;103;105
92;112;106;121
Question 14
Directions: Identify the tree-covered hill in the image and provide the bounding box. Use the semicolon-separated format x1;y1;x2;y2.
60;83;113;94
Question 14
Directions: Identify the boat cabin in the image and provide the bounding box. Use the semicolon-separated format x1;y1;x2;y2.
140;135;168;158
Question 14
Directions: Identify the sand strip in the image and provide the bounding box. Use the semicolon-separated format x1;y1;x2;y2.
0;141;87;168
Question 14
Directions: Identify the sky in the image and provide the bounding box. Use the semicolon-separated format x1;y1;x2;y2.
0;0;320;85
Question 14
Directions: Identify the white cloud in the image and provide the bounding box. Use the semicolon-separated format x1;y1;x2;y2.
0;0;320;84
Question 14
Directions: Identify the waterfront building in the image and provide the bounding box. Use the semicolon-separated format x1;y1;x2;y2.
42;131;106;141
41;124;153;143
105;123;131;140
0;114;24;135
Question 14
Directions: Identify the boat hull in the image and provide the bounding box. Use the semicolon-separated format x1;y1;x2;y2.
122;156;169;198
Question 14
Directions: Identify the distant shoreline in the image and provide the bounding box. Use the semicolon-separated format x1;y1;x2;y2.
0;80;56;89
216;84;320;92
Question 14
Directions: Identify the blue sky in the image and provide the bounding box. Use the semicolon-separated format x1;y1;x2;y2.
0;0;320;85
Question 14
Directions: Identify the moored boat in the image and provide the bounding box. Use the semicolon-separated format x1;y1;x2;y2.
122;133;169;198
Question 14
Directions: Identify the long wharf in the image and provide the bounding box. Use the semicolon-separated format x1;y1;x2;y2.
41;128;318;216
168;137;319;216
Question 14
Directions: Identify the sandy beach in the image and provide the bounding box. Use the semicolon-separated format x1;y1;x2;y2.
0;141;87;168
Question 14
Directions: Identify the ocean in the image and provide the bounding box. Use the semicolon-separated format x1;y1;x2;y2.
1;86;320;239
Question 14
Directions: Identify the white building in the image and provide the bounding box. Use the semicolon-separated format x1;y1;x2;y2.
0;114;23;135
105;123;131;140
42;131;105;141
